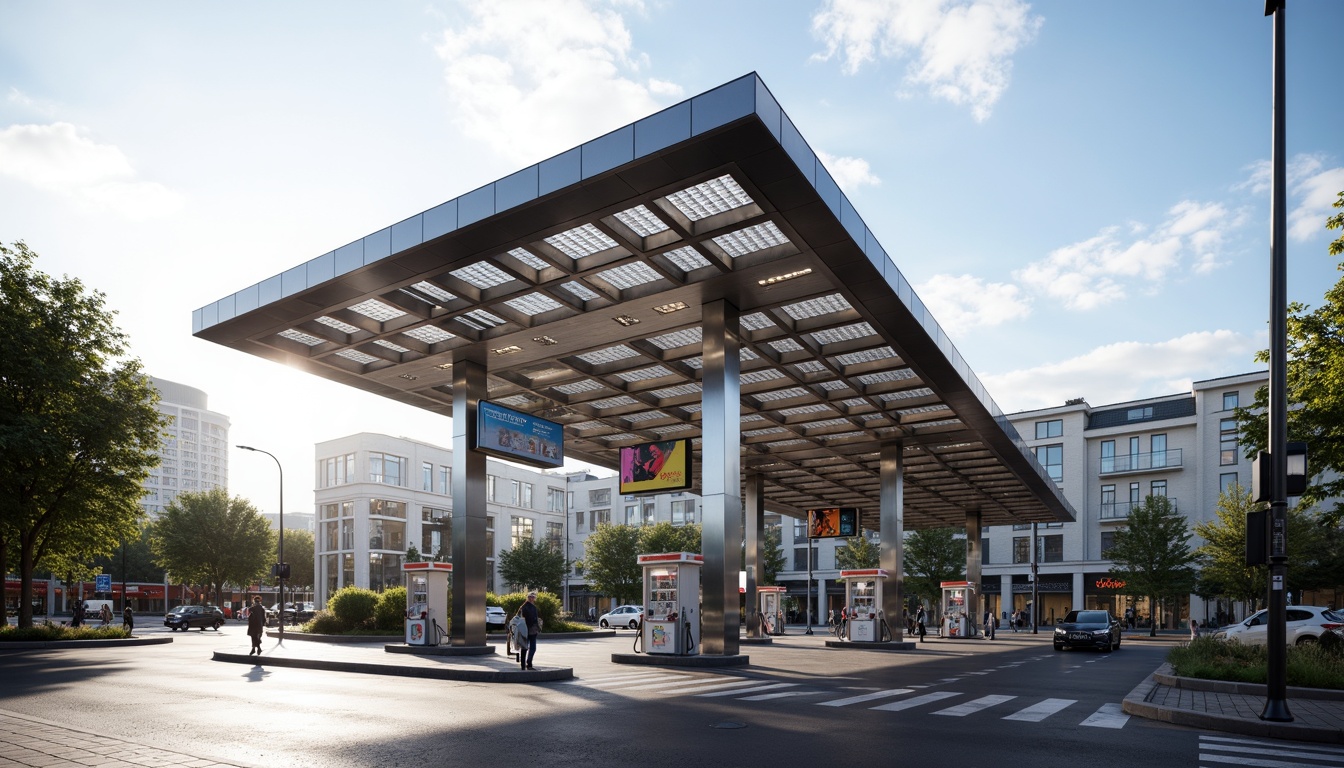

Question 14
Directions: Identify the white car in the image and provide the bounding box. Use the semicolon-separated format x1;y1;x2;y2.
1211;606;1344;646
485;606;507;627
598;605;643;629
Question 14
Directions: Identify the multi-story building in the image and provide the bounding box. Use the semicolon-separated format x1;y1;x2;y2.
142;377;230;517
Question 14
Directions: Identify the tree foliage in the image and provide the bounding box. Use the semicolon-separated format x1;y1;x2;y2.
276;528;315;589
149;488;272;602
1239;190;1344;525
0;241;168;627
640;521;701;554
760;525;786;586
835;534;881;570
90;521;165;584
1107;496;1199;636
577;524;643;606
498;536;566;594
903;527;965;615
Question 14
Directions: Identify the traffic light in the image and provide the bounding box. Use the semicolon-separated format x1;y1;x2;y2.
271;563;291;580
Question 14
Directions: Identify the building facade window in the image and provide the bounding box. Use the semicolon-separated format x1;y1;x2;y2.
1035;444;1063;482
1220;418;1238;465
1129;483;1141;507
981;538;990;565
1040;535;1064;563
593;508;611;526
547;488;565;514
368;519;405;552
509;480;533;508
421;507;450;560
546;521;563;551
1151;479;1167;497
369;453;406;486
1151;434;1167;468
368;553;403;592
1035;419;1063;439
575;510;586;531
487;475;498;502
589;488;611;506
643;501;656;525
511;516;534;548
439;465;450;495
1100;532;1117;558
1220;472;1241;493
1013;537;1030;564
325;553;338;597
369;499;406;518
1223;391;1239;411
671;500;694;526
319;453;356;488
625;504;639;525
1101;440;1115;473
422;462;433;492
324;520;339;551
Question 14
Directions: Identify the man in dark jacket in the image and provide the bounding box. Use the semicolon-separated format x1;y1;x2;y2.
520;592;540;670
246;596;266;656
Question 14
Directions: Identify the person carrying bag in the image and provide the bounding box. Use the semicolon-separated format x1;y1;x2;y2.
509;609;529;664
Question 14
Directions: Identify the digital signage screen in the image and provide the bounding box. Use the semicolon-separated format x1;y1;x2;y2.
474;400;564;469
807;508;859;539
618;439;692;495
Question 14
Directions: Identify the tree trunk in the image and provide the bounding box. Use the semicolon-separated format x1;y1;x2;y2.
18;532;36;629
1149;594;1157;637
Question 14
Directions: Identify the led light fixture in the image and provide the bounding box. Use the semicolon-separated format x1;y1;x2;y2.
758;267;812;286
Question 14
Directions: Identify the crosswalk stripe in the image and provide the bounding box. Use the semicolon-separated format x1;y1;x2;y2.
1002;698;1077;722
1199;755;1339;768
586;674;690;688
933;694;1017;716
670;679;768;696
738;690;817;702
696;682;799;698
1079;702;1128;729
871;691;961;712
1201;744;1344;764
1200;736;1344;761
818;689;914;707
567;672;677;685
619;677;727;692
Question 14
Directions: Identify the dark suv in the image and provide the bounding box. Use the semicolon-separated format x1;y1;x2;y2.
164;604;226;631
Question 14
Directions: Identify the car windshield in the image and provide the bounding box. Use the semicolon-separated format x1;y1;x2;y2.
1065;611;1109;624
1325;609;1343;622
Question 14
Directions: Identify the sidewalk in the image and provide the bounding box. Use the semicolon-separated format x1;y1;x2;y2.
212;636;573;682
0;707;262;768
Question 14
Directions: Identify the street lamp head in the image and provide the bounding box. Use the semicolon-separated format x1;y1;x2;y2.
237;445;255;451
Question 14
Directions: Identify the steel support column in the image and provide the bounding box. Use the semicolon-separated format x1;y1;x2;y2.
745;473;764;637
965;508;983;635
701;300;741;656
451;360;488;647
879;443;904;640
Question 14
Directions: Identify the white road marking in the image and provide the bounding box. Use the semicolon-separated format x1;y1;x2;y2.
584;674;690;688
1002;698;1077;722
870;691;962;712
1079;702;1129;729
737;690;818;702
932;694;1017;717
655;679;763;696
817;689;914;707
696;682;799;698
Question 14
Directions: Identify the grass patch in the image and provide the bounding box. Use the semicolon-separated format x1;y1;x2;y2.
1168;635;1344;689
0;623;132;642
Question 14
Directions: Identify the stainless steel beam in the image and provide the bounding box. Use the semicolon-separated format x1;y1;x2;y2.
451;361;488;647
701;300;741;656
965;507;982;636
879;443;904;640
745;472;764;637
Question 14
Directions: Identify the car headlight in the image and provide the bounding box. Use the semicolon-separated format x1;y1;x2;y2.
1054;627;1065;635
1093;630;1110;636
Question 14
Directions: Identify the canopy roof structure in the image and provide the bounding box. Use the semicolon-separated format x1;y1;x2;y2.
194;73;1075;532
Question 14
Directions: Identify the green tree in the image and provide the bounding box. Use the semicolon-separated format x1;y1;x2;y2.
498;537;566;594
903;527;965;619
0;241;168;627
1239;190;1344;525
277;528;315;591
761;525;787;586
578;524;643;606
91;521;166;585
1107;496;1199;636
835;534;880;570
639;521;701;554
150;488;272;603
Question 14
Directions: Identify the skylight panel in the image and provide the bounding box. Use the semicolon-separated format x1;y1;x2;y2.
335;349;378;365
278;329;324;346
880;387;934;401
664;246;711;272
589;395;639;409
653;423;696;434
617;365;673;382
614;205;670;237
782;293;852;320
576;345;640;365
740;369;785;384
595;261;662;290
568;420;607;431
859;370;916;385
770;338;804;353
314;316;361;334
712;221;789;258
449;262;513;290
602;433;639;443
778;404;832;417
553;379;605;395
793;361;828;374
812;322;876;345
402;325;455;344
348;299;405;322
411;281;456;303
665;174;753;221
820;380;851;391
648;327;702;350
834;347;897;366
744;426;787;438
755;386;808;401
373;339;410;353
806;418;851;429
650;383;702;398
545;224;618;260
505;293;564;316
624;410;668;423
560;281;600;301
508;248;549;270
740;313;775;331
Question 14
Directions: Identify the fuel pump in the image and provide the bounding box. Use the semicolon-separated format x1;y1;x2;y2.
402;561;452;646
638;552;701;656
838;569;887;641
940;580;973;638
757;586;786;636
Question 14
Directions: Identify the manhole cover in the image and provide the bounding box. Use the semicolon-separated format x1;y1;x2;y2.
710;722;746;729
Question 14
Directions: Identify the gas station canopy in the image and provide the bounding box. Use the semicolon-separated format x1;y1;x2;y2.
194;73;1075;532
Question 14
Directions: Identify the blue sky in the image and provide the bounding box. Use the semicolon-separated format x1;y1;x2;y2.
2;0;1341;515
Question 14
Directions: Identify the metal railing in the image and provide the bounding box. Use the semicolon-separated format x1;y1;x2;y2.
1099;448;1182;474
1100;497;1179;520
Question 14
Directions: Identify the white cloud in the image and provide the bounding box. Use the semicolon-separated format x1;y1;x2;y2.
0;122;181;219
914;273;1030;335
1288;163;1344;243
816;149;880;192
435;0;681;165
810;0;1041;122
7;87;57;118
1014;200;1231;310
983;330;1262;412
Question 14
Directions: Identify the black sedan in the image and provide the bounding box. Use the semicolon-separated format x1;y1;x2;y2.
1053;609;1121;652
164;604;225;631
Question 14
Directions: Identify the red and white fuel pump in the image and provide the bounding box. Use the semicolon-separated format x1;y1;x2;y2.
638;552;701;656
839;569;888;641
403;561;451;646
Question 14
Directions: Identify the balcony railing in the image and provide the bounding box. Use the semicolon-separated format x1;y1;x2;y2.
1099;448;1182;475
1100;497;1178;520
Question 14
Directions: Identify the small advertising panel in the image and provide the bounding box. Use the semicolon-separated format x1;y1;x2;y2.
807;508;858;539
619;439;692;495
475;400;563;469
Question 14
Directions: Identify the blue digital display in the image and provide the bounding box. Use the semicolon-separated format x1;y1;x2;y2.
475;400;564;469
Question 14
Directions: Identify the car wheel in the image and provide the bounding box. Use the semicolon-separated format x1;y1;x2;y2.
1053;643;1064;651
1103;641;1114;653
628;620;638;629
213;620;222;630
1296;635;1319;645
600;620;609;628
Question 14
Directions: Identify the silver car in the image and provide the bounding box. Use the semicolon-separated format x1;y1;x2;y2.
1211;606;1344;646
485;606;507;627
598;605;643;629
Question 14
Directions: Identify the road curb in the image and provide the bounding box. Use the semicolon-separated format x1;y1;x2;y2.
211;650;572;683
0;636;173;651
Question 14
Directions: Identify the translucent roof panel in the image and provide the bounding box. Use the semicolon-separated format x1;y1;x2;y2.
617;365;673;382
740;313;775;331
648;327;702;350
278;329;324;346
410;281;456;303
665;174;753;221
560;281;600;301
347;299;406;322
576;345;641;365
834;347;897;366
782;293;852;320
449;262;513;290
712;221;789;258
507;248;549;270
373;339;410;353
614;205;670;237
664;246;711;272
553;379;605;395
402;325;455;344
595;261;662;290
504;292;564;316
545;223;618;260
812;322;876;345
335;349;378;365
315;316;361;334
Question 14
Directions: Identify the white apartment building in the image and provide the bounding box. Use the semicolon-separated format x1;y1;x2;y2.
142;377;230;517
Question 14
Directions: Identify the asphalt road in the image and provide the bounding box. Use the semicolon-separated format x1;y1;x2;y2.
0;625;1333;768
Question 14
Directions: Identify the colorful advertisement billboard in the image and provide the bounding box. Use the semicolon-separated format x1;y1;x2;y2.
475;400;564;469
618;439;692;495
807;508;859;539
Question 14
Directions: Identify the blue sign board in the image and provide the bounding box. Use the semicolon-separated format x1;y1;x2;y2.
95;574;111;592
475;400;564;469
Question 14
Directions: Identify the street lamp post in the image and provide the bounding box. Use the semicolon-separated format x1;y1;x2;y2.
238;445;284;640
804;517;814;636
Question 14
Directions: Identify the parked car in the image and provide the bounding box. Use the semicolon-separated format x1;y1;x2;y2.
598;605;643;629
486;606;507;627
266;602;316;626
1210;606;1344;646
1053;609;1121;652
164;604;226;631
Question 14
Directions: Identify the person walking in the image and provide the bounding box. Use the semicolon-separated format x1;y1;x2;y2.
520;591;541;670
98;603;113;627
246;596;266;656
915;606;927;642
71;600;85;628
122;605;134;634
983;608;995;640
